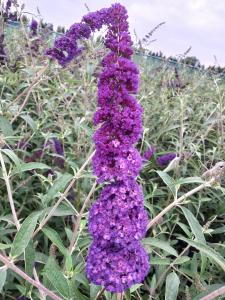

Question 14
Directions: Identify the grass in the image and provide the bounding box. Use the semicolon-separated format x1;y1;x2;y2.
0;16;225;300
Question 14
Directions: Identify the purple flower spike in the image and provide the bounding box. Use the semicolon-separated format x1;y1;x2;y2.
52;138;65;168
6;0;12;12
0;34;7;63
46;3;149;292
52;137;64;156
157;153;177;166
30;19;38;36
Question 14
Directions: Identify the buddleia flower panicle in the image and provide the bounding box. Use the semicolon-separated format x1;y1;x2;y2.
51;137;65;168
46;3;149;292
30;19;38;36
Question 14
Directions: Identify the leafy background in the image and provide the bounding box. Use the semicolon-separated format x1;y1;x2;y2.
0;5;225;300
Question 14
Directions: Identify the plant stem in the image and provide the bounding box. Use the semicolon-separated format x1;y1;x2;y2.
147;178;214;230
6;64;48;111
0;253;62;300
116;293;123;300
151;245;191;296
68;181;97;255
0;150;20;230
96;287;106;300
200;285;225;300
33;267;46;300
33;150;95;237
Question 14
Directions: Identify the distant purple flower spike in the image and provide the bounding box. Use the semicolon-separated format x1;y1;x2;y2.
52;138;65;168
52;138;64;156
6;0;12;12
30;19;38;36
157;153;177;166
0;34;7;62
143;146;156;161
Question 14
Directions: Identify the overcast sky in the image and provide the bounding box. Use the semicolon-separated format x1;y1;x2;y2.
18;0;225;66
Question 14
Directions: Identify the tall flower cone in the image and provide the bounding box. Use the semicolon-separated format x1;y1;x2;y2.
46;3;149;292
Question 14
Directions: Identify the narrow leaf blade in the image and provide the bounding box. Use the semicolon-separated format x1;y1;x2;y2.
143;238;178;257
0;268;7;292
156;171;176;196
43;173;73;204
11;213;39;258
45;256;70;298
11;162;50;176
180;238;225;271
165;272;180;300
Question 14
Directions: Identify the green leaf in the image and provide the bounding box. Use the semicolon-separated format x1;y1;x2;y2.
43;173;73;204
180;207;206;243
165;272;180;300
180;238;225;271
20;115;37;131
0;243;11;250
70;285;89;300
1;149;22;167
180;207;207;273
124;289;131;300
11;162;51;175
90;283;101;300
38;204;76;218
151;258;171;265
42;227;68;257
151;256;190;265
174;256;190;264
25;241;35;290
176;222;192;238
212;225;225;235
156;171;177;196
25;241;35;277
73;273;89;288
143;238;178;257
176;177;204;185
0;116;14;137
43;226;73;272
11;213;39;258
130;283;143;293
0;267;7;292
45;256;70;299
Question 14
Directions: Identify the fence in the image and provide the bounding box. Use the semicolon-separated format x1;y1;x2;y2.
5;20;225;80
